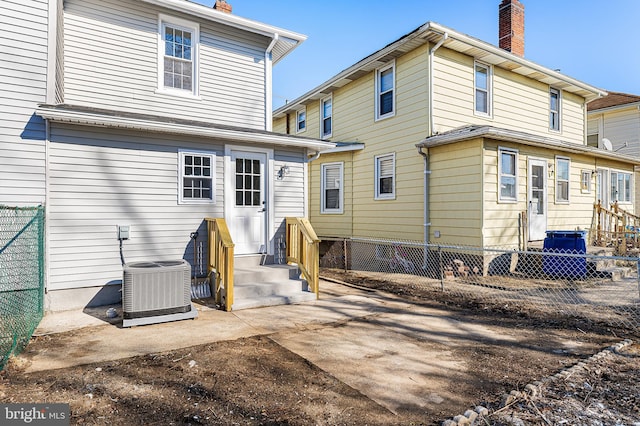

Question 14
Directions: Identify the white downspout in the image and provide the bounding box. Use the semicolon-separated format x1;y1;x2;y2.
421;33;447;266
428;32;447;136
264;34;279;131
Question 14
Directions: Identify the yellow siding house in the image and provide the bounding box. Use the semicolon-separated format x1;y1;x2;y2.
273;2;639;251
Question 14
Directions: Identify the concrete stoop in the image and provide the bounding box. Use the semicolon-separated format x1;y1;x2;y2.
231;255;316;311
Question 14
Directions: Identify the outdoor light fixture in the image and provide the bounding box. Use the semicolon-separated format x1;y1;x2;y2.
278;165;290;179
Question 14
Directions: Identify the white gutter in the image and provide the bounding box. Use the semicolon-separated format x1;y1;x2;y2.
428;32;447;136
44;119;51;298
140;0;305;42
426;22;606;101
36;106;335;152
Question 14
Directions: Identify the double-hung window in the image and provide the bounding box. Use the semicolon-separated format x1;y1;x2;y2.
159;15;199;96
179;150;215;204
376;62;395;120
375;153;395;200
321;95;332;138
611;171;632;203
549;88;561;131
498;148;517;202
321;162;343;214
474;62;491;115
581;170;592;193
555;157;570;203
296;108;306;133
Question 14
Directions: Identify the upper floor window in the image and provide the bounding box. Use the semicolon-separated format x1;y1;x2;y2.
555;157;570;203
376;61;395;120
375;153;395;200
498;148;517;202
611;171;632;203
179;150;215;204
474;62;491;116
321;162;343;214
549;88;561;131
159;15;199;96
321;95;332;138
296;108;306;133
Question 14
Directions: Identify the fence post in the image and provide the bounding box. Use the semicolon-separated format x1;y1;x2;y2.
637;257;640;300
343;238;348;272
438;245;444;291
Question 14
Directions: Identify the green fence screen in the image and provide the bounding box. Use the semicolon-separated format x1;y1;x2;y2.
0;205;45;370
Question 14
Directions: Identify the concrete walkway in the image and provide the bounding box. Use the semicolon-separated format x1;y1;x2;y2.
20;279;570;415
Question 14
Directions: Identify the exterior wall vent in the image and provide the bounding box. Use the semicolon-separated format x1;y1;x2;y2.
122;260;197;327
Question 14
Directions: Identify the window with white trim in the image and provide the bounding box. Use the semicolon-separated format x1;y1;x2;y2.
375;153;395;200
296;108;306;133
611;171;632;203
498;148;517;202
474;62;491;115
159;15;199;96
580;170;592;193
555;157;570;203
179;151;215;204
321;162;343;214
321;95;332;138
376;61;395;120
549;88;561;131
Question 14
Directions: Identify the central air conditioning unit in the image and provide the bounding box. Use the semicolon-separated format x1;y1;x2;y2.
122;259;198;327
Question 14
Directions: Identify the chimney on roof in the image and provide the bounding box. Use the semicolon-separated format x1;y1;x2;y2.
214;0;232;13
498;0;525;57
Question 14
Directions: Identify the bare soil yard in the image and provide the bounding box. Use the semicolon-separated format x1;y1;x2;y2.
1;269;638;425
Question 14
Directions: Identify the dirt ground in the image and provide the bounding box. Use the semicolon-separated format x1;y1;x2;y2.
1;269;639;425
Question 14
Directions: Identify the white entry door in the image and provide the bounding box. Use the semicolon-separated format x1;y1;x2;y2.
230;151;267;254
528;158;547;241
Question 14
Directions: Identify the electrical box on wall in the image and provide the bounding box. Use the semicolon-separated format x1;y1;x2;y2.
118;225;130;240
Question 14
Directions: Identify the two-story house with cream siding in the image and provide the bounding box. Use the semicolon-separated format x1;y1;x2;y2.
3;0;333;311
273;0;639;251
587;92;640;211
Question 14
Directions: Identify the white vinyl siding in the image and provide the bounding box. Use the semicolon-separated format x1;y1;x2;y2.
321;162;343;214
46;124;308;294
0;0;49;205
179;150;215;204
555;157;570;203
375;153;395;200
63;0;269;129
498;147;517;202
550;88;561;131
320;95;332;138
159;15;199;97
474;61;491;116
375;61;395;120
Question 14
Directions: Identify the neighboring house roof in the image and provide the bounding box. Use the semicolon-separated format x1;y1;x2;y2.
36;104;335;151
274;21;606;118
587;91;640;112
417;125;640;165
140;0;306;64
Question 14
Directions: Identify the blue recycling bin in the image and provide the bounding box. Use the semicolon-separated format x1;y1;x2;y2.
542;230;587;278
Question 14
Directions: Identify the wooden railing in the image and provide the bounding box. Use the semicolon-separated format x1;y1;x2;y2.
206;218;234;311
285;217;320;298
591;202;640;254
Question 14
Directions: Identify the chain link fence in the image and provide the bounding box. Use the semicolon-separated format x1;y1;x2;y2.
319;237;640;331
0;205;45;369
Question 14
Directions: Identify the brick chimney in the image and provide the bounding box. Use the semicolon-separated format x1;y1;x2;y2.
498;0;525;56
214;0;232;13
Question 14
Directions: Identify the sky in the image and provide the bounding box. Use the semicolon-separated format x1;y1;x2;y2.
196;0;640;109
